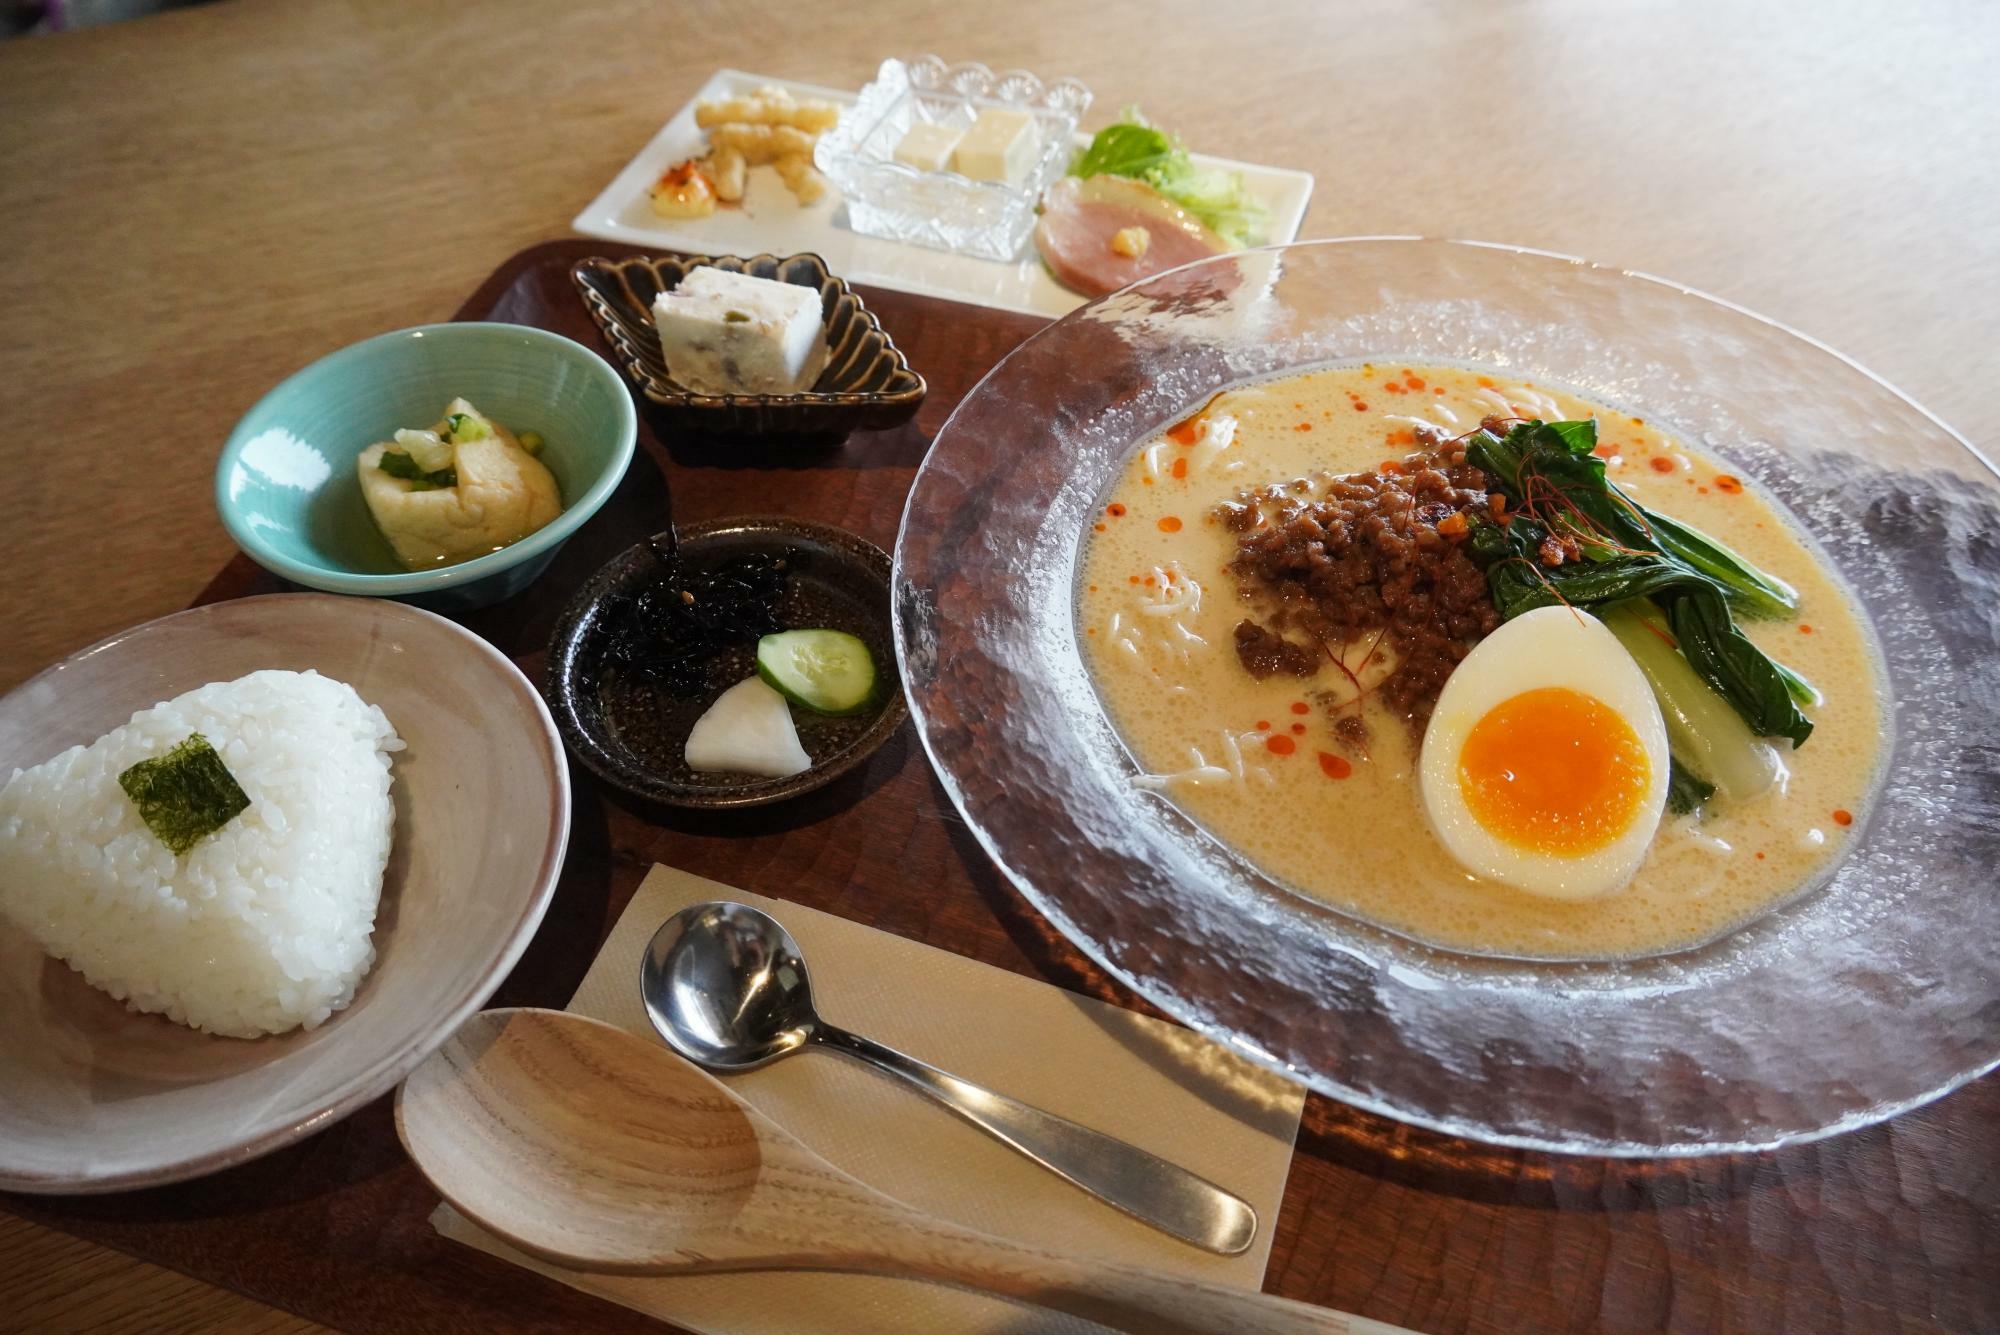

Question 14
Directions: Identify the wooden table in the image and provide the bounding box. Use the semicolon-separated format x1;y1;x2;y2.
2;1;1996;1331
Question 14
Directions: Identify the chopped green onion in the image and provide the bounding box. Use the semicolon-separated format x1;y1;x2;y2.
376;450;423;479
377;450;457;489
118;733;250;855
445;412;488;443
517;430;545;456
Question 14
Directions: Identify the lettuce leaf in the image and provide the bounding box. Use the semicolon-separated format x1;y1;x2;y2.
1069;108;1268;249
1071;120;1176;180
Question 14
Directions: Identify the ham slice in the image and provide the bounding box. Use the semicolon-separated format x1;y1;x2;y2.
1034;175;1228;298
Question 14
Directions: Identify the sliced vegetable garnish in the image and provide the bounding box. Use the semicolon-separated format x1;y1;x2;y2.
118;732;250;855
684;676;812;778
755;629;879;716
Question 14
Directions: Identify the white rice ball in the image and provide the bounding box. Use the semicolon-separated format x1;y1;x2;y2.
0;669;401;1038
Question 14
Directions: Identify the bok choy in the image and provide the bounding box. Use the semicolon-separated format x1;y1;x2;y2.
1602;601;1783;803
1462;418;1815;811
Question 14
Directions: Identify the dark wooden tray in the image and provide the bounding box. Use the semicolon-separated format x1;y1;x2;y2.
6;240;1993;1334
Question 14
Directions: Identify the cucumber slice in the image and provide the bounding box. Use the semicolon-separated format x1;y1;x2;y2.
755;630;879;716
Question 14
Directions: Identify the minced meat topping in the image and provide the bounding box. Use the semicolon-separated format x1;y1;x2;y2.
1215;429;1502;731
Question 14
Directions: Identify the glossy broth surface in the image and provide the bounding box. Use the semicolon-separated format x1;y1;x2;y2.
1077;364;1883;959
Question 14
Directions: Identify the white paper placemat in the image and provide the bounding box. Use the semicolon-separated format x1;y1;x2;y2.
432;865;1310;1333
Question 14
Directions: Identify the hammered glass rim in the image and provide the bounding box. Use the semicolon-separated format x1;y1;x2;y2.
892;237;2000;1156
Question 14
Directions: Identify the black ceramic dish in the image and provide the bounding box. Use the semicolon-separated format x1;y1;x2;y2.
572;252;927;440
545;516;905;808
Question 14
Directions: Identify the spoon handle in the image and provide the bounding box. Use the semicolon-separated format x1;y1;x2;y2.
897;1250;1367;1335
814;1023;1258;1255
799;1200;1371;1335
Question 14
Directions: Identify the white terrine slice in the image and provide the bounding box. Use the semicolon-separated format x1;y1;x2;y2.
651;267;828;396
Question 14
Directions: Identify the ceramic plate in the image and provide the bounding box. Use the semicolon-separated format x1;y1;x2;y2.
215;322;637;612
0;594;568;1192
546;517;905;809
571;251;925;439
572;69;1315;319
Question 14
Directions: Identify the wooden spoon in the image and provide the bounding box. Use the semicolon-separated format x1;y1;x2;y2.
397;1008;1374;1335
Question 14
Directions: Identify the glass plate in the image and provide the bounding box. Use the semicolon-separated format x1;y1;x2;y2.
893;238;2000;1155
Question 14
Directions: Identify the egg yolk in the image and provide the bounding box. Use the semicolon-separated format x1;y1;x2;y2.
1458;687;1651;855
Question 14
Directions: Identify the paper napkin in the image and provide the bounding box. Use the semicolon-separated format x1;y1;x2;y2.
433;865;1309;1334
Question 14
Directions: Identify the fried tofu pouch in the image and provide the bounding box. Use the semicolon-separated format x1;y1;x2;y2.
356;399;561;570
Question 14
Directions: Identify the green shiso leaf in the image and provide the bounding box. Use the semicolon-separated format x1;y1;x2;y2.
117;732;250;855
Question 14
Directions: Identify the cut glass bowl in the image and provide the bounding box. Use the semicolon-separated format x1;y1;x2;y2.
815;56;1090;262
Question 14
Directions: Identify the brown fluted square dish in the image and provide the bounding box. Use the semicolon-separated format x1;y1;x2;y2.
572;252;927;439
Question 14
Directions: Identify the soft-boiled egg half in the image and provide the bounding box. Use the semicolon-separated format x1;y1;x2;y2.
1419;605;1670;899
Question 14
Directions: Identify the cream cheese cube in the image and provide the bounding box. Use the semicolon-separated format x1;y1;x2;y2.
951;107;1039;184
893;120;965;173
651;267;828;395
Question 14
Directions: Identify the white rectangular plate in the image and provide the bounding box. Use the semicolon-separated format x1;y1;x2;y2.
572;69;1315;321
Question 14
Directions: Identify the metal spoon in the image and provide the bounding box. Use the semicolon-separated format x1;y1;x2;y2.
640;901;1258;1255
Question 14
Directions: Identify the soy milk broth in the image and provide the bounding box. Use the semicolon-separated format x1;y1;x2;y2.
1077;364;1882;959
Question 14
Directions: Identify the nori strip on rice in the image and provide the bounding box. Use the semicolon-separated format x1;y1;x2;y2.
118;732;251;855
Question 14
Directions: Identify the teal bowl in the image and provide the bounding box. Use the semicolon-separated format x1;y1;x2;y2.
217;323;638;612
